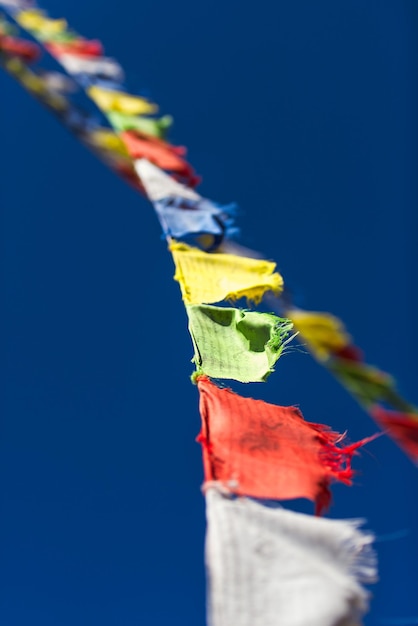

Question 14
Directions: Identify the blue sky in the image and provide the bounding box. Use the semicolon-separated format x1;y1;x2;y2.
1;1;418;624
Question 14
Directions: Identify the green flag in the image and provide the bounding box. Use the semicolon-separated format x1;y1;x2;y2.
107;111;173;138
328;358;412;411
187;304;294;383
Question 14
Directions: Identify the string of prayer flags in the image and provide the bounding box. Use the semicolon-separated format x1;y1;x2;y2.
197;376;375;514
371;406;418;464
84;63;198;186
0;53;68;110
187;306;294;383
170;240;283;305
1;2;201;189
205;487;377;626
12;9;125;80
135;158;237;250
0;8;149;192
0;49;142;192
0;5;386;624
261;295;418;462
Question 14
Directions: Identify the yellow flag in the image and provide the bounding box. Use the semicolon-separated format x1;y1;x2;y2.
16;10;68;36
287;308;350;360
169;241;283;305
88;86;157;116
88;128;129;157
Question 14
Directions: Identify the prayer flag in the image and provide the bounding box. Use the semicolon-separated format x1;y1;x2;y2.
205;487;377;626
197;376;373;512
371;406;418;463
135;159;234;248
329;358;411;411
107;111;173;138
122;131;199;186
0;0;32;8
0;32;40;61
38;70;77;93
187;306;294;383
45;39;104;58
87;128;130;157
134;157;201;202
170;241;283;305
58;54;125;82
88;85;157;115
16;9;67;36
287;308;351;361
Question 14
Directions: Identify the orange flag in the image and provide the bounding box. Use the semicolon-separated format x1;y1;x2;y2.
197;376;374;514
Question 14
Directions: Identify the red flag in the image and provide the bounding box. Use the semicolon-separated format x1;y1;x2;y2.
333;343;364;362
45;40;104;58
371;405;418;463
197;376;374;514
121;130;201;187
0;34;40;63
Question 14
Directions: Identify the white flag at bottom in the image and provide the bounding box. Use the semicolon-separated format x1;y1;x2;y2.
205;488;377;626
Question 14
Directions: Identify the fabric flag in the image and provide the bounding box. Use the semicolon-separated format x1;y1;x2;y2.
38;69;77;93
134;157;201;202
87;128;130;157
0;53;142;193
371;406;418;463
170;241;283;305
287;307;352;361
57;54;125;82
197;376;373;513
135;158;234;249
205;487;377;626
0;31;40;61
15;9;67;36
45;39;103;58
0;0;33;8
122;130;199;186
88;85;157;116
187;306;294;383
107;111;173;138
328;358;412;411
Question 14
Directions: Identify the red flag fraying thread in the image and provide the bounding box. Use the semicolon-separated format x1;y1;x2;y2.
197;376;377;515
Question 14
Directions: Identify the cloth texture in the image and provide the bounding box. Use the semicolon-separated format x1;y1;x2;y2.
197;376;371;513
187;305;294;383
205;487;377;626
170;241;282;305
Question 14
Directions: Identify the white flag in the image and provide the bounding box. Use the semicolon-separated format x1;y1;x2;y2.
205;488;377;626
0;0;33;8
134;158;200;202
57;54;125;83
